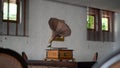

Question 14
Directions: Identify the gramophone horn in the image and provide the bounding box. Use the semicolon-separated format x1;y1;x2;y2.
48;18;71;47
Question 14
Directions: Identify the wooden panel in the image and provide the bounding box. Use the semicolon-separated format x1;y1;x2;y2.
59;50;73;59
47;50;58;59
46;49;73;60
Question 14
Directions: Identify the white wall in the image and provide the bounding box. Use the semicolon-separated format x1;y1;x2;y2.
113;13;120;50
0;0;118;61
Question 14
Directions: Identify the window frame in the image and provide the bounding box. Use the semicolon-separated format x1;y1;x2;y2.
2;0;20;23
101;17;110;32
1;0;27;36
87;7;115;42
87;14;96;30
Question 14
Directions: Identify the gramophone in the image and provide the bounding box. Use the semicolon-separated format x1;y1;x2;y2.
48;18;71;47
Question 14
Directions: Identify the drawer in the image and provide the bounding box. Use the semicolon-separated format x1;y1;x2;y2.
59;50;73;59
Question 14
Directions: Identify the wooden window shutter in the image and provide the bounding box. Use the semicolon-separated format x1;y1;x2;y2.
87;8;115;42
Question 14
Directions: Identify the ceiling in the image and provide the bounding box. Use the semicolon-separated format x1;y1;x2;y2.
49;0;120;12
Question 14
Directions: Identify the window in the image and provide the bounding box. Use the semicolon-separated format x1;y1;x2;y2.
3;0;19;22
87;15;95;29
1;0;28;36
102;17;109;31
87;7;114;42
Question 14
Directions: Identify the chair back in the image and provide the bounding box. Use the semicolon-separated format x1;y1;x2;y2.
0;48;28;68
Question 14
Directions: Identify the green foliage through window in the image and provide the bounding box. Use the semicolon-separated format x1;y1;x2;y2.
87;15;94;29
102;17;108;31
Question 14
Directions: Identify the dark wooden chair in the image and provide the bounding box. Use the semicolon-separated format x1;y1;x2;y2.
0;48;28;68
22;51;28;61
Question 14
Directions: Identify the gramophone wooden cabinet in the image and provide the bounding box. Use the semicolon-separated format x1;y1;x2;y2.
46;49;73;61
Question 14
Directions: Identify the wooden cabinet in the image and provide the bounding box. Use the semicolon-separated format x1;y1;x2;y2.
46;49;73;61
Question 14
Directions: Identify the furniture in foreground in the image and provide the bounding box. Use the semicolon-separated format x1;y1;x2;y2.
93;48;120;68
77;62;96;68
0;48;28;68
27;60;96;68
28;60;77;68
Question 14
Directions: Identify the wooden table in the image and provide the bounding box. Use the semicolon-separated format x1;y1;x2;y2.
27;60;78;68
